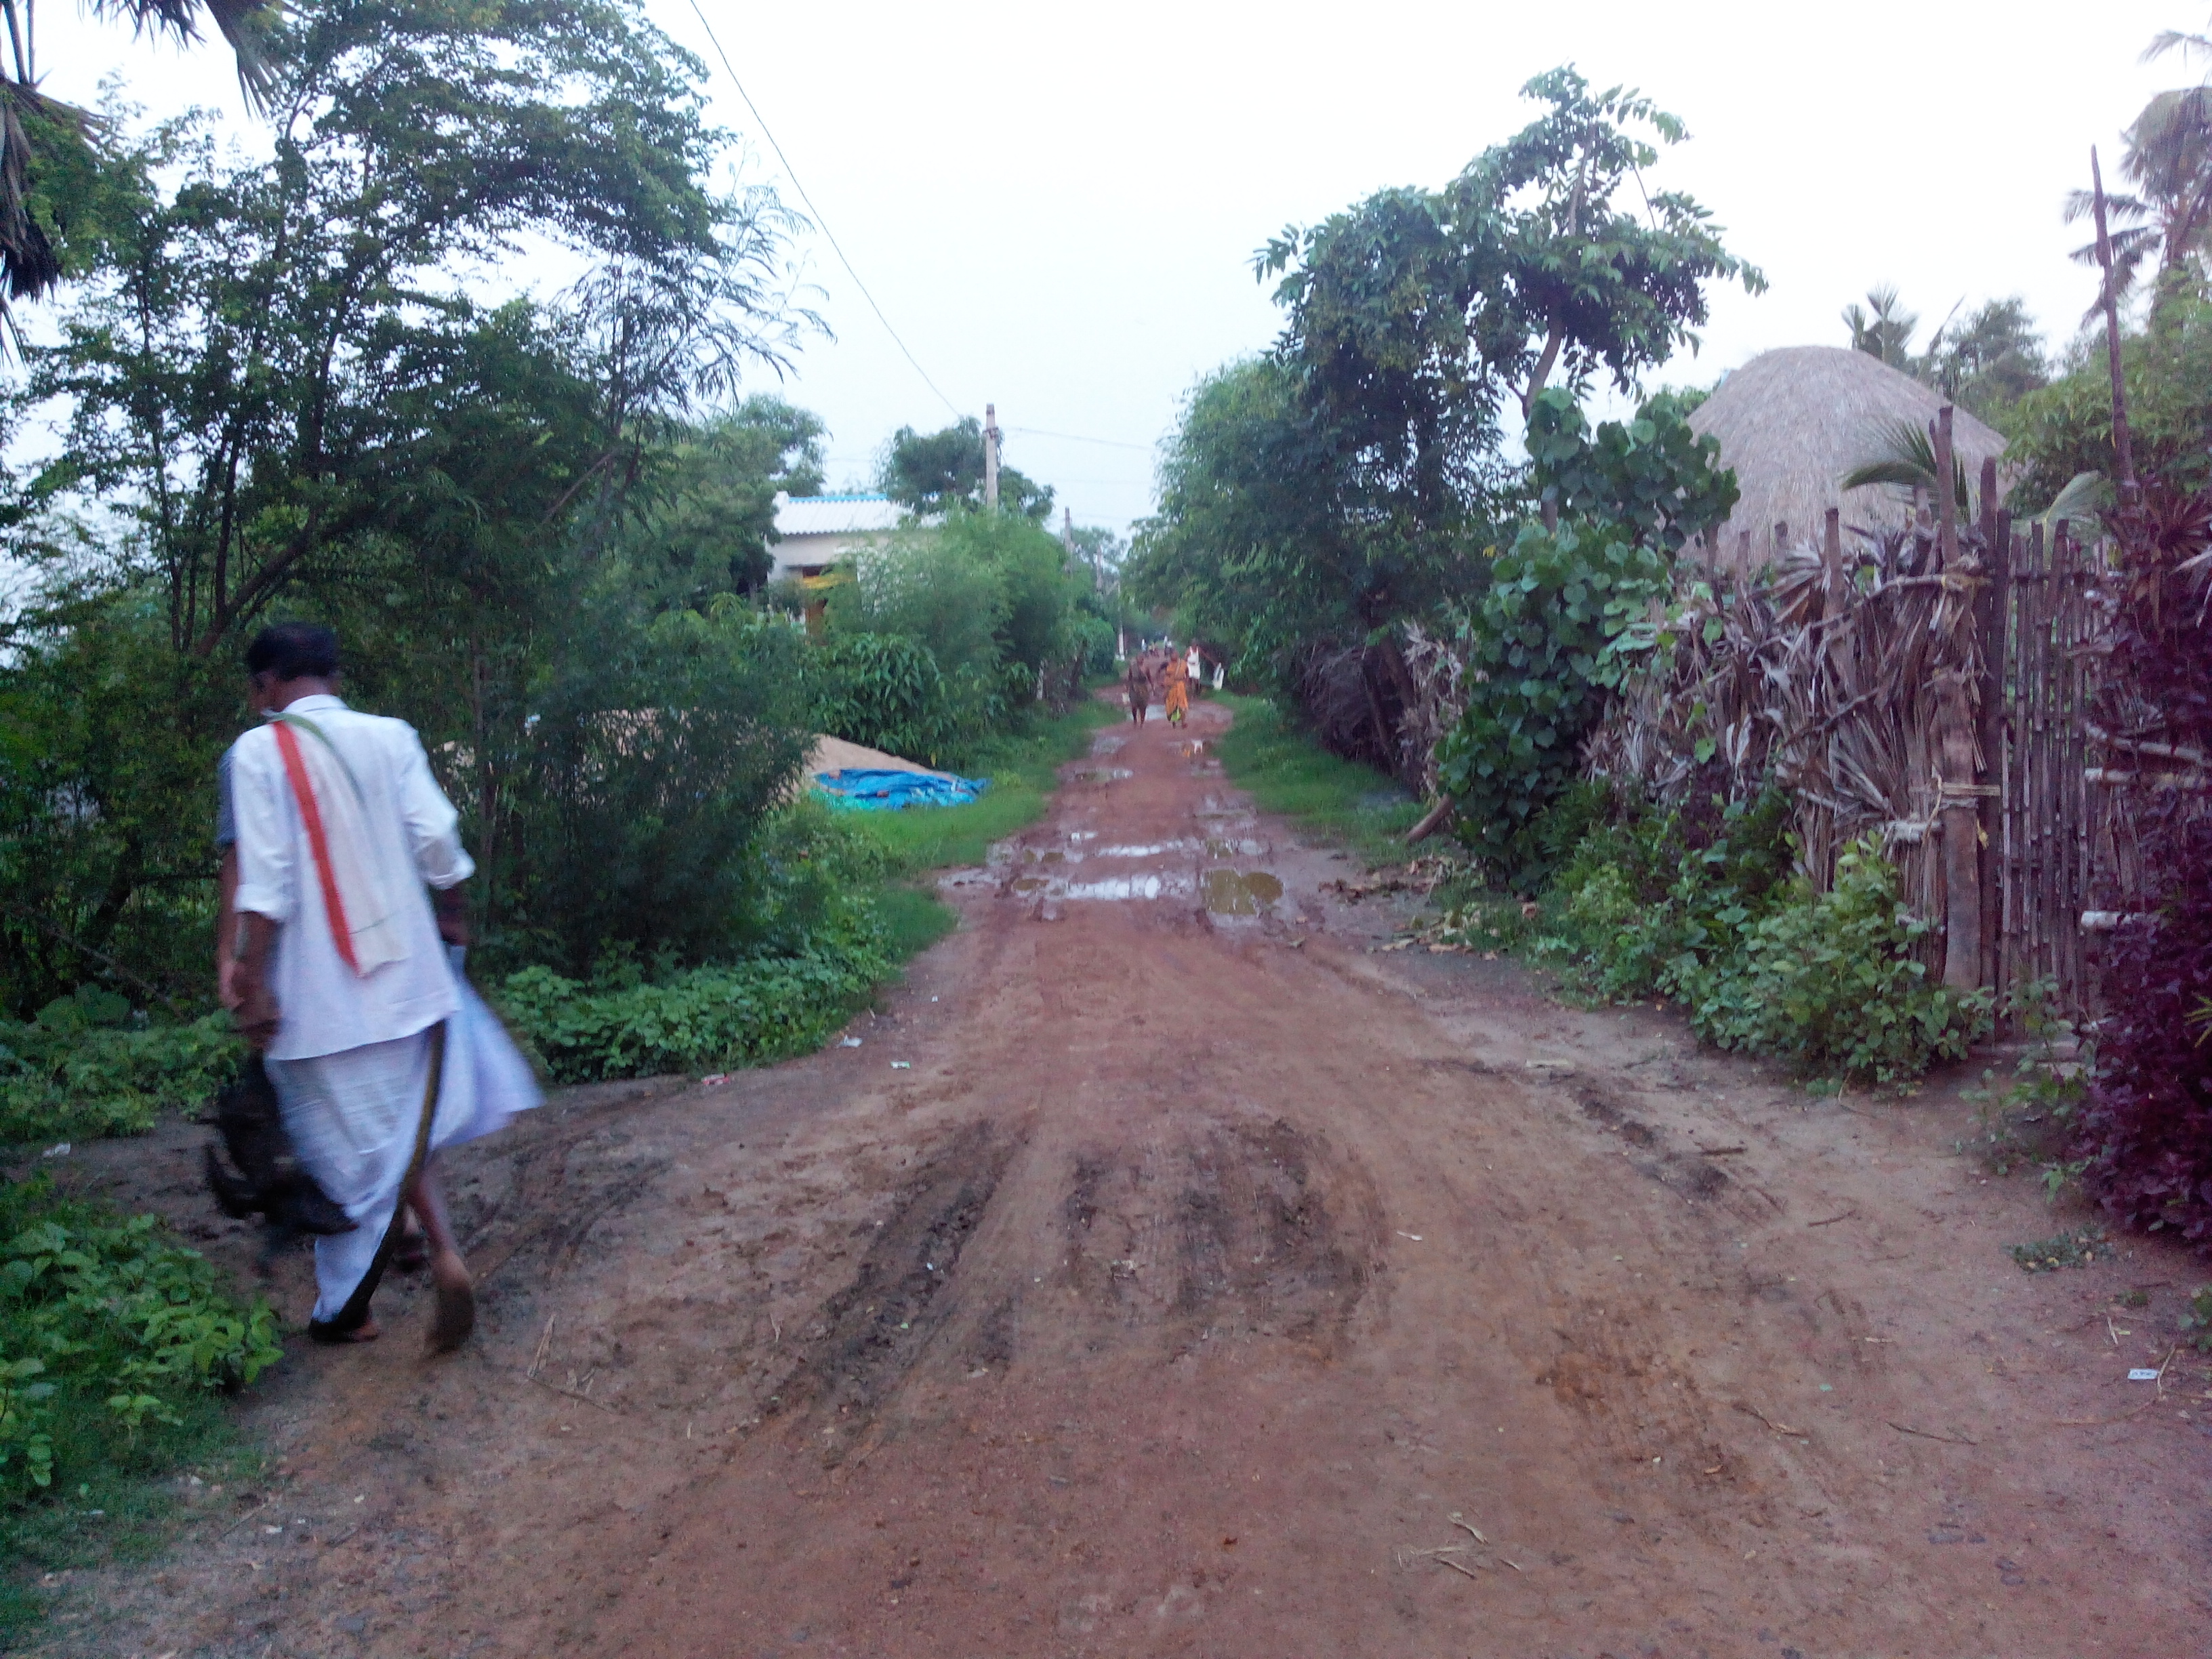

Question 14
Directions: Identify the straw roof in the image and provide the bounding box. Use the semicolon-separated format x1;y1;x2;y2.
1687;346;2007;570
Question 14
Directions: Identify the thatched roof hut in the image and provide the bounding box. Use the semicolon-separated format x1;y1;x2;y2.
1687;346;2007;570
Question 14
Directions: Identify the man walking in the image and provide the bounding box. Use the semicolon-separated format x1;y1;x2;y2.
224;623;536;1350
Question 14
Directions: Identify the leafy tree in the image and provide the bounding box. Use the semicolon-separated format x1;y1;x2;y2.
1435;386;1732;871
1525;387;1736;552
1919;298;2049;417
2001;295;2212;512
1;0;822;1006
879;417;1053;520
22;0;811;660
609;396;826;611
1257;66;1764;539
1125;356;1460;700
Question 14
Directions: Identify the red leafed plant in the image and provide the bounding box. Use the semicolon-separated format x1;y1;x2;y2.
2070;482;2212;1248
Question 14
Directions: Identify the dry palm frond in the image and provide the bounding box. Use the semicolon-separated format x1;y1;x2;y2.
1586;520;1991;944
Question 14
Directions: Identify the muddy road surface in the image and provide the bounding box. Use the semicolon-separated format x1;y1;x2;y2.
28;696;2212;1658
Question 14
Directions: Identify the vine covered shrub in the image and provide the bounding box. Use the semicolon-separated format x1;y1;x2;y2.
1680;841;1991;1084
2071;817;2212;1246
0;1177;281;1498
1435;522;1670;872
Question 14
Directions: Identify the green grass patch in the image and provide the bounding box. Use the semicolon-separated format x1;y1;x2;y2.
842;699;1120;880
0;1176;282;1641
1210;693;1421;865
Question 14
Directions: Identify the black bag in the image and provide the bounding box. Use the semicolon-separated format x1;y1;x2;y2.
204;1054;356;1248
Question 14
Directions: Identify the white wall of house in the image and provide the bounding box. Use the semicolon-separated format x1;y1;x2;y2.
769;493;905;582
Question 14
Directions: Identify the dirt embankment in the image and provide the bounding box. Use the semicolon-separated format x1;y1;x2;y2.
21;696;2212;1658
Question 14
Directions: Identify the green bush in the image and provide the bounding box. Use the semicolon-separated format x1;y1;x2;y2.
0;1176;281;1500
1435;521;1671;873
1678;841;1991;1084
500;609;813;978
497;942;888;1082
0;989;241;1149
810;632;968;766
1518;798;1982;1085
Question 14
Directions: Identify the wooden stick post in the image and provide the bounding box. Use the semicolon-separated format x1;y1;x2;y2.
1977;455;2008;1001
1933;407;1983;992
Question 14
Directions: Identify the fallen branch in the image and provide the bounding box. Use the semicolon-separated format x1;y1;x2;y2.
1405;796;1456;845
1433;1555;1483;1580
1698;1145;1748;1157
1807;1209;1859;1227
1887;1420;1975;1446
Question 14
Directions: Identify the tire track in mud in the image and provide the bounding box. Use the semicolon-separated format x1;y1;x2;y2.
761;1120;1017;1460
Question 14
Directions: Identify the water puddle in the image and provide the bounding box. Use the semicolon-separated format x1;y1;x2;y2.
1011;877;1048;893
1090;734;1128;755
1204;838;1270;858
1073;768;1133;784
1095;840;1197;859
1061;874;1195;902
1202;868;1285;916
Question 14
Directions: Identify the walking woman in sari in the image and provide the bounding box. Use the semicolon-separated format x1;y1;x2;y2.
1162;648;1190;726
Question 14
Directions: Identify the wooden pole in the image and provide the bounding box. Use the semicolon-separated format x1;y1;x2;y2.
1978;456;2009;1001
983;403;1001;511
1931;407;1980;991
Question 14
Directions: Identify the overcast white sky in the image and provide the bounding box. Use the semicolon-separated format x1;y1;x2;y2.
37;0;2197;534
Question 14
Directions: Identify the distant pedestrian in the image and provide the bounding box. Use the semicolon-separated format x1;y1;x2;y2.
223;622;539;1351
1124;653;1151;725
1162;649;1190;726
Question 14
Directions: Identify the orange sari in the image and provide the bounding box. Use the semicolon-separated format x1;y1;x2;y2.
1162;656;1189;722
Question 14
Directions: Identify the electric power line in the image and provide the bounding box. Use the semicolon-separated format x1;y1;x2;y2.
1006;425;1158;453
680;0;965;422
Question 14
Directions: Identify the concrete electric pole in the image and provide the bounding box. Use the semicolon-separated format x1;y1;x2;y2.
983;404;1000;511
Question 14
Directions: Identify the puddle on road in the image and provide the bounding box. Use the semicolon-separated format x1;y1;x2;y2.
1205;838;1269;858
1073;768;1134;784
1063;874;1195;902
1096;840;1197;859
1202;869;1284;916
1090;734;1128;755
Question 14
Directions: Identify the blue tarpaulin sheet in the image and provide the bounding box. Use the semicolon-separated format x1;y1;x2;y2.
811;768;991;811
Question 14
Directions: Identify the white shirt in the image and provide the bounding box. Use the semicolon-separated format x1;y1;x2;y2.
228;695;475;1060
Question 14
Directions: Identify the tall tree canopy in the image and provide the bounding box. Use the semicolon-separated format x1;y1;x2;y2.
1256;66;1763;544
1135;67;1759;771
878;417;1053;520
22;0;813;658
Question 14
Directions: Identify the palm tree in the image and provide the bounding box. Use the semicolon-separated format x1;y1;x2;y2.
1841;285;1917;368
0;0;274;330
2064;25;2212;319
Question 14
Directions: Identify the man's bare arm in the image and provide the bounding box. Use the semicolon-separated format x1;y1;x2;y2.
231;913;282;1050
216;846;242;1010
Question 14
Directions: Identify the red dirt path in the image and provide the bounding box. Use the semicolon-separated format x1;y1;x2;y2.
26;695;2212;1658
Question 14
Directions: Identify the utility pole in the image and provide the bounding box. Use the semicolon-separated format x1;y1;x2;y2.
1062;507;1077;571
983;403;1000;511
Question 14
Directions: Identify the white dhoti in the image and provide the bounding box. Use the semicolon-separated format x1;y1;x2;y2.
268;976;539;1325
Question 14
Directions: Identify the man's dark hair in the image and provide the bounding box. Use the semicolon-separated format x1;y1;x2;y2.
243;623;340;681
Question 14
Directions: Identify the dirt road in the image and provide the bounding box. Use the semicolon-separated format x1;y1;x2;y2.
31;696;2212;1658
